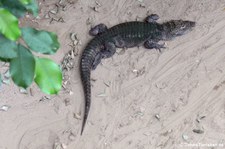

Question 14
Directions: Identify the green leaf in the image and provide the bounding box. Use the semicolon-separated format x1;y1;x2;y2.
1;0;38;17
0;8;21;40
1;0;27;17
19;0;31;5
24;0;38;17
0;57;10;62
22;27;60;54
34;58;62;94
10;44;35;88
0;36;18;59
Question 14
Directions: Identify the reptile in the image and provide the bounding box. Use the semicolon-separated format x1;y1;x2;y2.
80;14;195;135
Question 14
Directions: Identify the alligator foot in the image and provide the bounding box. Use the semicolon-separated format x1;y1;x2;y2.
101;42;116;59
92;42;116;70
144;40;165;52
89;23;108;36
114;36;126;48
92;52;102;70
145;14;159;23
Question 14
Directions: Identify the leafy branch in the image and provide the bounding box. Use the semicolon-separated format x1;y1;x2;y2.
0;0;62;94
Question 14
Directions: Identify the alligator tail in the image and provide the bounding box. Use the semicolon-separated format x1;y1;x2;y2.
80;47;96;135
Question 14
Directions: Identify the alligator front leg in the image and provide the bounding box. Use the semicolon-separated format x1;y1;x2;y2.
144;39;165;52
145;14;159;23
89;23;108;36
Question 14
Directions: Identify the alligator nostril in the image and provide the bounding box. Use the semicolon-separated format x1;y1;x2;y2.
190;21;196;27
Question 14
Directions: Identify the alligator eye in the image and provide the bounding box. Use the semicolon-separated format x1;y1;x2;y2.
180;25;186;29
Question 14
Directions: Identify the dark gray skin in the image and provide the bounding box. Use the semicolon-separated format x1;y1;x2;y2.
80;14;195;135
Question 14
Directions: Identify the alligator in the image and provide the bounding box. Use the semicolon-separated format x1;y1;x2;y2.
80;14;195;135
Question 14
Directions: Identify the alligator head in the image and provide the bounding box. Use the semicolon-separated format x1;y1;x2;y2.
161;20;195;40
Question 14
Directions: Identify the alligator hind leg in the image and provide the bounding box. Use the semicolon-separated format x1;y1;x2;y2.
89;23;108;36
101;42;116;58
92;42;116;70
92;52;102;70
144;40;165;52
91;42;116;70
145;14;159;23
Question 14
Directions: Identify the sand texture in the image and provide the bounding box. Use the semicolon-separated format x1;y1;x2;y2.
0;0;225;148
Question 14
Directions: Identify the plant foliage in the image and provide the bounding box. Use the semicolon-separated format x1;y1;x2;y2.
22;27;60;54
10;44;35;88
0;8;21;40
35;58;62;94
0;0;62;94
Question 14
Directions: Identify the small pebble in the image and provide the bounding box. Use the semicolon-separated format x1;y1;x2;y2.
50;10;57;14
132;69;138;73
4;70;10;78
155;114;160;120
193;129;204;134
61;143;67;149
0;105;11;111
74;113;81;120
2;79;10;85
20;88;28;94
70;33;77;41
196;115;206;123
69;91;74;95
97;93;107;97
182;134;189;141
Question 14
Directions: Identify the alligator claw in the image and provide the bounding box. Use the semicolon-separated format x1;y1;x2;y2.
145;14;159;23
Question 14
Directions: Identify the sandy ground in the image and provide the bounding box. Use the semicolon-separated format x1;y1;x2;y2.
0;0;225;148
